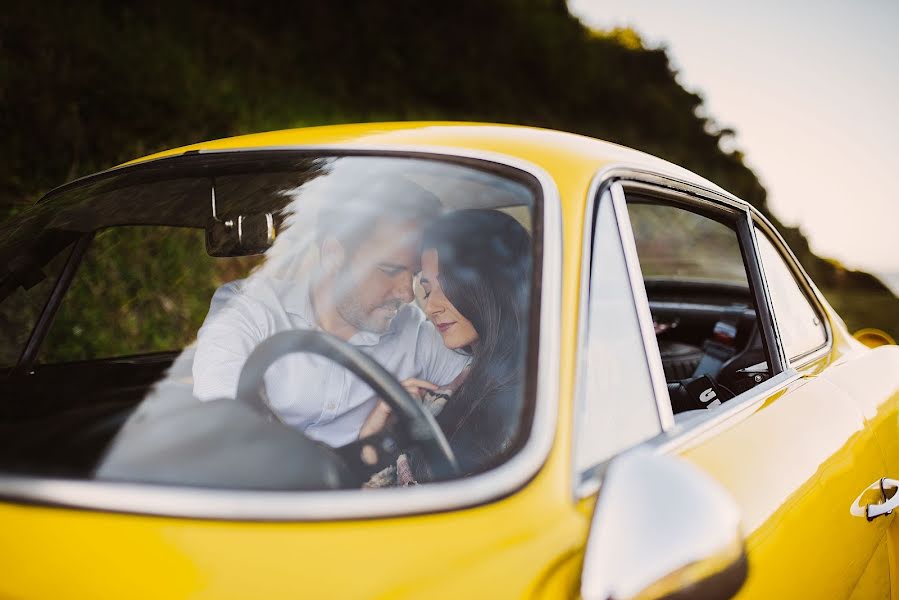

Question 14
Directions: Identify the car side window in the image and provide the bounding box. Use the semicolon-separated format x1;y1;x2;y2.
755;231;826;362
625;194;772;415
38;226;262;363
628;203;748;286
0;245;74;368
576;189;663;474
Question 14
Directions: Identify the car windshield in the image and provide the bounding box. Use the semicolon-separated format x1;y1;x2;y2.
0;152;540;490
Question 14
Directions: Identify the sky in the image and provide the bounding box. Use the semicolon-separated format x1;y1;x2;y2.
569;0;899;286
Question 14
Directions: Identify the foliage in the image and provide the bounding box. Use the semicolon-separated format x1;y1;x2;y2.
35;227;262;363
1;0;896;343
39;228;216;362
821;289;898;340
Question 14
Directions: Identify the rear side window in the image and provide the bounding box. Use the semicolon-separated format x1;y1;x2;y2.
577;189;663;473
755;231;826;361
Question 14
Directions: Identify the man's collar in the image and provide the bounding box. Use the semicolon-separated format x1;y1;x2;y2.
349;330;383;346
280;276;316;326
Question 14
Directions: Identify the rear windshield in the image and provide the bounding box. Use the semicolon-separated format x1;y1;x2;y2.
0;152;541;491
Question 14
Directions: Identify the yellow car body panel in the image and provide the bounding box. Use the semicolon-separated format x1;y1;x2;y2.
1;123;897;599
681;375;891;598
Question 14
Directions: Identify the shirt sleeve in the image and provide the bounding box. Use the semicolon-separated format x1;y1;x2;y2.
192;292;267;401
415;317;468;387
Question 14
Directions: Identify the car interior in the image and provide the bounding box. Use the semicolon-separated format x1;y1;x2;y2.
625;196;771;421
0;153;539;487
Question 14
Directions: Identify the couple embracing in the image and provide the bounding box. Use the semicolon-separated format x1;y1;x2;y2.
192;176;531;479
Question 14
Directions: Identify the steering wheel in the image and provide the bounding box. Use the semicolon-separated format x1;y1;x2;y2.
235;330;459;484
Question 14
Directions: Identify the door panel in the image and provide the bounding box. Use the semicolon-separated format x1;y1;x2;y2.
677;375;891;598
819;345;899;599
849;539;891;600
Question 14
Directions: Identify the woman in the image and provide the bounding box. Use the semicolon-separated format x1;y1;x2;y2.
362;209;531;480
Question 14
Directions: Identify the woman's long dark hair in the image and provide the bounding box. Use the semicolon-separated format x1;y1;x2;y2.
422;209;531;457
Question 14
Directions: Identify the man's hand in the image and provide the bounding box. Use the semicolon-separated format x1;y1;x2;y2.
359;400;391;440
358;378;438;439
400;378;438;400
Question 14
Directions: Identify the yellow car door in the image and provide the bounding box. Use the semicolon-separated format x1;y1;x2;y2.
813;342;899;599
576;173;893;598
681;373;893;599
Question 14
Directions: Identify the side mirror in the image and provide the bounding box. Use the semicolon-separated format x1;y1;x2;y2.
581;451;747;600
206;213;276;257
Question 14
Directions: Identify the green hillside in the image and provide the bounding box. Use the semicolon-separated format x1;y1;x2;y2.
2;0;896;338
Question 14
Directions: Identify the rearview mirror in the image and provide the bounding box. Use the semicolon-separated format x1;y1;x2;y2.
205;213;276;257
581;450;747;600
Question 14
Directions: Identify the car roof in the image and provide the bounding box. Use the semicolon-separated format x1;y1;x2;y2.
122;121;730;201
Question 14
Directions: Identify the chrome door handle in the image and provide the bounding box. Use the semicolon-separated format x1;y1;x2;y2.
867;478;899;521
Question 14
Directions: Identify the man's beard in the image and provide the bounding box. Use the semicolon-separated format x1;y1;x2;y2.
336;295;400;334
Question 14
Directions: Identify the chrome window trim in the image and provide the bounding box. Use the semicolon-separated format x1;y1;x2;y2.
0;145;562;521
738;209;789;373
789;344;832;370
571;164;808;499
621;180;745;217
609;182;674;431
750;213;833;370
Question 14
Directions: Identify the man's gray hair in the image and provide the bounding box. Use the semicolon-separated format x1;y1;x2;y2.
315;175;442;252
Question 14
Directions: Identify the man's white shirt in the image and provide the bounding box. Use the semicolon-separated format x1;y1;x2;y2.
192;277;467;447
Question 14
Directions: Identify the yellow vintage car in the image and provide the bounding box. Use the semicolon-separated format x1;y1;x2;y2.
0;123;897;599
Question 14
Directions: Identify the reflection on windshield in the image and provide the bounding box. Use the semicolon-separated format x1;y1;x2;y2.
0;154;538;490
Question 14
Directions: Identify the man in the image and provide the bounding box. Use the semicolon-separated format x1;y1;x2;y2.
191;176;467;447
